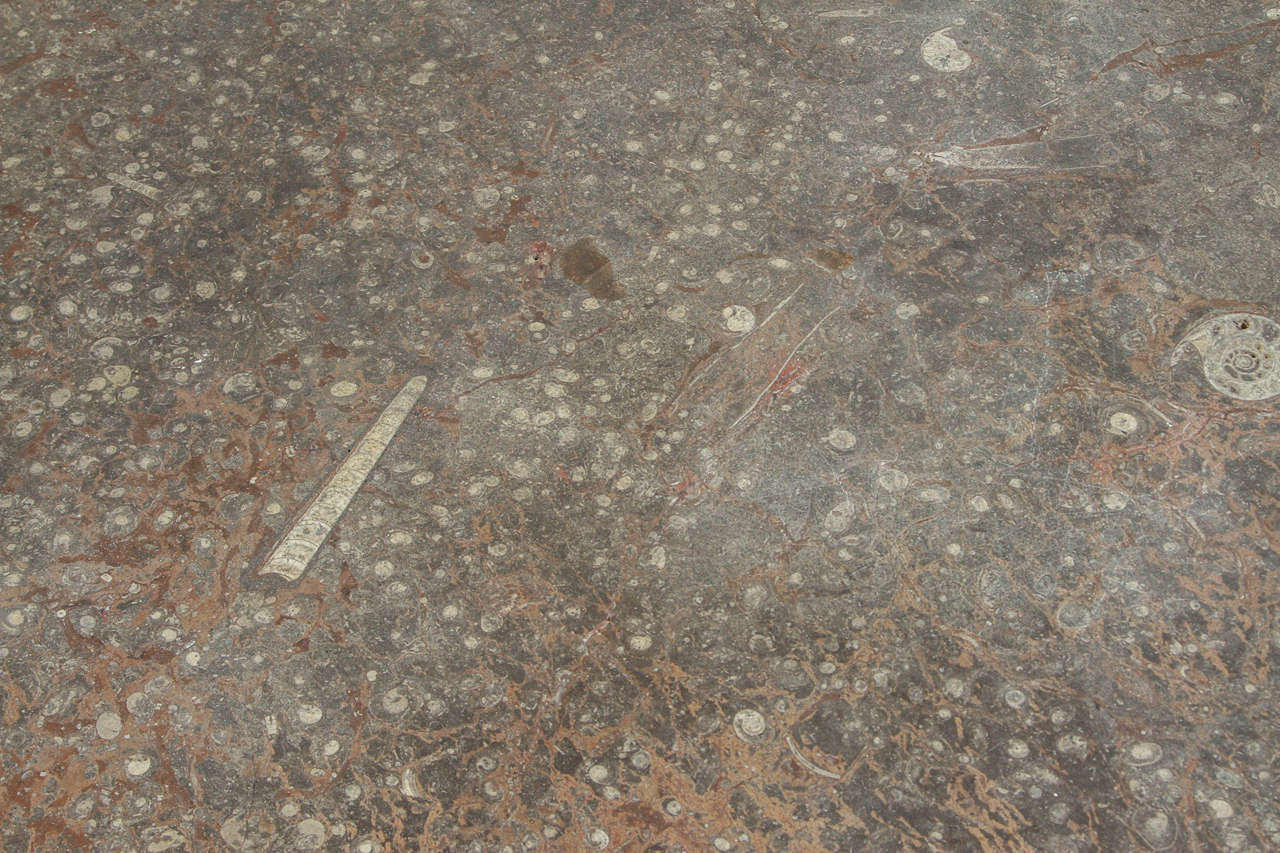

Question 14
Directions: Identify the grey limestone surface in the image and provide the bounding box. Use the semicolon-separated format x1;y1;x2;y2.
2;0;1280;851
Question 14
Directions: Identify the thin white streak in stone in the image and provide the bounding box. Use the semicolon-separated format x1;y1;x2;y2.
107;172;162;201
259;375;428;581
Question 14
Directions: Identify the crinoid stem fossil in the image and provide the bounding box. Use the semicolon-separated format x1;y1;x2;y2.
258;375;428;581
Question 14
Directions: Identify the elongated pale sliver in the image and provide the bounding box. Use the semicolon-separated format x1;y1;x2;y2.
259;376;428;580
785;734;842;779
107;172;162;201
814;8;881;18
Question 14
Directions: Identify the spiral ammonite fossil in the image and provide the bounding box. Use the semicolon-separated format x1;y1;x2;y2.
1176;312;1280;401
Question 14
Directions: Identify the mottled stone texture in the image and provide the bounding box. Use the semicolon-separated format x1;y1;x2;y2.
1;1;1279;851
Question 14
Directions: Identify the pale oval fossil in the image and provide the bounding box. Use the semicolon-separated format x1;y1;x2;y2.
921;29;972;72
1125;741;1164;767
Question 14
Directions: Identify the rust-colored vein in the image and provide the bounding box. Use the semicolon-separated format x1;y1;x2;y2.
0;48;45;75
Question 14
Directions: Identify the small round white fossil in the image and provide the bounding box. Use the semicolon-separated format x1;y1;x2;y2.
627;633;653;652
96;710;123;740
722;305;756;333
125;754;152;777
732;708;769;742
1126;741;1163;767
825;428;857;451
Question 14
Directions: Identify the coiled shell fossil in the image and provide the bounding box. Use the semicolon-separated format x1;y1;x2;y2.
1175;312;1279;401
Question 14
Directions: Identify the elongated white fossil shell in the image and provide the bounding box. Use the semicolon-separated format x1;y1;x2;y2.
258;375;428;581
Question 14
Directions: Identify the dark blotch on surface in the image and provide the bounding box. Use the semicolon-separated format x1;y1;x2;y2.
552;738;583;775
561;238;623;300
809;244;853;271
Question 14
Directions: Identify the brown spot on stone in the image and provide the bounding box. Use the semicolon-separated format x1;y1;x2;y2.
444;267;472;290
506;160;543;178
474;197;530;244
810;244;853;271
0;48;45;75
36;77;86;99
463;326;487;357
561;238;623;300
266;349;301;370
474;223;506;244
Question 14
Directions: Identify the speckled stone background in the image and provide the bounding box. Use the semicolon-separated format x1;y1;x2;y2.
2;1;1279;851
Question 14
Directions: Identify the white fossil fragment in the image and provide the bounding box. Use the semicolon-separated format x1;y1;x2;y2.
259;375;428;581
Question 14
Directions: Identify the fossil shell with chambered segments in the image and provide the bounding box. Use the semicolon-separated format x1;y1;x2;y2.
1176;312;1280;401
732;708;770;743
